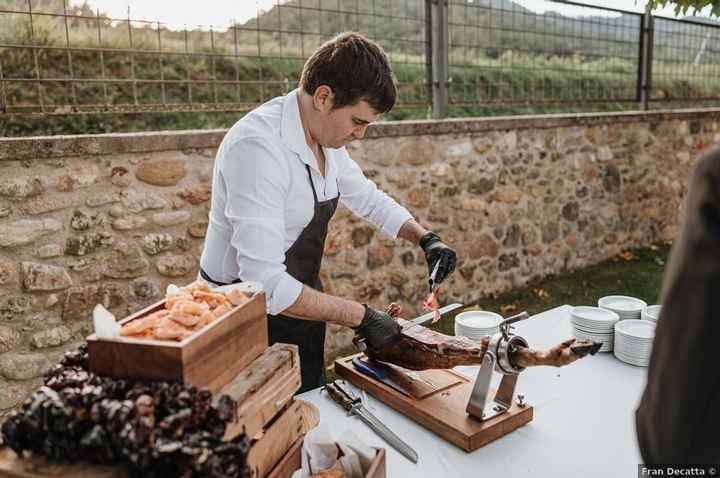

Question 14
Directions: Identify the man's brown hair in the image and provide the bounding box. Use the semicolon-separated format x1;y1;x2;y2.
300;32;396;113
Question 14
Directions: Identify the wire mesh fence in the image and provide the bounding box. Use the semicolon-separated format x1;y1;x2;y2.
446;0;642;109
0;0;430;115
0;0;717;120
652;15;720;104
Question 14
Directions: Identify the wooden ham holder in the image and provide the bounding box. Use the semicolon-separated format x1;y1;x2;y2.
335;348;533;452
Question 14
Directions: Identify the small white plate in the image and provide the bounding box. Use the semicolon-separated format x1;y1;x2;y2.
615;319;656;339
642;305;662;321
598;295;647;313
571;321;615;332
572;306;620;323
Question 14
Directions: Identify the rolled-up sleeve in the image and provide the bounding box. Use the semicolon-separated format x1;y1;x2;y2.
220;138;303;315
337;149;414;238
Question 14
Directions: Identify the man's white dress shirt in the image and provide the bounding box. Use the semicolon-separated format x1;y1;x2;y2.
199;89;414;316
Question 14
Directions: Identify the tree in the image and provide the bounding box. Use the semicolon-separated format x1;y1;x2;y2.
645;0;720;16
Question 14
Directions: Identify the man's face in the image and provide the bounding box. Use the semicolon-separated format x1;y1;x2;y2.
317;98;379;149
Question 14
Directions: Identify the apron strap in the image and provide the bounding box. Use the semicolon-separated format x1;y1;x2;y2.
304;164;320;204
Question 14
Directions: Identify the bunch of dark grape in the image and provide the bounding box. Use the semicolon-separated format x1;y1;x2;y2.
1;345;252;478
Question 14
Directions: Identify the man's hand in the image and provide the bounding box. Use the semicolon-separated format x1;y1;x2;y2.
355;305;402;352
419;232;457;285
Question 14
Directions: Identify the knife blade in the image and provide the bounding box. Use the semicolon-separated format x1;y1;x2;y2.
400;303;465;333
325;380;419;464
407;302;464;326
353;404;419;463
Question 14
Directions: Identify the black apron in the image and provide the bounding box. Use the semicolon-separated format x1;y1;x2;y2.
201;164;338;394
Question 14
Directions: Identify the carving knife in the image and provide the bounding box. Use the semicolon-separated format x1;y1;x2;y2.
401;302;464;332
324;379;419;464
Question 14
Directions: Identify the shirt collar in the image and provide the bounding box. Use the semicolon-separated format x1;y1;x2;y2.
281;89;320;172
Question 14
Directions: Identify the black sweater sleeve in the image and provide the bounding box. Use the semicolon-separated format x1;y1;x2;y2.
635;146;720;464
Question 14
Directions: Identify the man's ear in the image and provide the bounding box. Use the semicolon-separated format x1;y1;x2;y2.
312;85;334;112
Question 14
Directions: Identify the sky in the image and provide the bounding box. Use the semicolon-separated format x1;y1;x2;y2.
68;0;713;30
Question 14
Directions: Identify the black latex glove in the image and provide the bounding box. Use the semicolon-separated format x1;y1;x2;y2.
419;231;457;285
355;305;402;353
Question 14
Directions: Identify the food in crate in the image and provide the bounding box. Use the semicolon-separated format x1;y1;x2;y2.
120;281;251;341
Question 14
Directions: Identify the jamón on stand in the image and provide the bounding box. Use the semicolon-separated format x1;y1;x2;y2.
367;305;601;371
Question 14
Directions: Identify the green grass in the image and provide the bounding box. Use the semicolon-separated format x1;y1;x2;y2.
430;243;670;337
326;242;672;381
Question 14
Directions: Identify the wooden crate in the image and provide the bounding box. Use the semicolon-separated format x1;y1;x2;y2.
248;400;305;478
265;436;303;478
86;291;268;394
218;342;301;441
365;448;386;478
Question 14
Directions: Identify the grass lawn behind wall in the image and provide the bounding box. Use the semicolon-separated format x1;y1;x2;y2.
326;242;672;381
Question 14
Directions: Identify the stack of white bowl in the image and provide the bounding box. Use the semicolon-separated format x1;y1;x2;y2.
570;306;619;352
614;319;656;366
454;310;502;342
641;304;662;322
598;295;647;321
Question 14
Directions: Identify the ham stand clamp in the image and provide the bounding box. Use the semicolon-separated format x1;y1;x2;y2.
466;311;530;421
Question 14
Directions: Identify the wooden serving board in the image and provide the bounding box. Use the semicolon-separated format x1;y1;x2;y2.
335;354;533;452
355;358;464;399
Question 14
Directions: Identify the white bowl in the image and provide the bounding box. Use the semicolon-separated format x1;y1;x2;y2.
455;310;502;330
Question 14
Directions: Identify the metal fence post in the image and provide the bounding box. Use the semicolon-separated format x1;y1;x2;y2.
428;0;448;119
637;5;654;111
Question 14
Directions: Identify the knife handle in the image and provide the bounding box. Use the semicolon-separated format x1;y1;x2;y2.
352;357;387;381
333;379;361;405
324;382;354;412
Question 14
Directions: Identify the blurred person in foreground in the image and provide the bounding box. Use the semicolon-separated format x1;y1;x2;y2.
636;145;720;463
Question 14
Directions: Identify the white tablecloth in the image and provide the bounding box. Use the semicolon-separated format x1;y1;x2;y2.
297;305;647;477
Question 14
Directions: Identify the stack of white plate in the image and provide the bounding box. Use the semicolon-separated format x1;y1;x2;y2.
641;304;662;322
614;319;655;366
454;310;502;341
570;306;619;352
598;295;647;321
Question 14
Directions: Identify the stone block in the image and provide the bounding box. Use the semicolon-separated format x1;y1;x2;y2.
0;353;51;380
136;158;188;186
21;262;73;291
0;218;62;247
156;253;196;277
30;325;72;348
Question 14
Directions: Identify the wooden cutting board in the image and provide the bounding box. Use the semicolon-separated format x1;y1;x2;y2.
354;357;465;399
335;353;533;452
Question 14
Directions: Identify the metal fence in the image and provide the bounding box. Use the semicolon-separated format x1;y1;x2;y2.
445;0;642;113
0;0;717;119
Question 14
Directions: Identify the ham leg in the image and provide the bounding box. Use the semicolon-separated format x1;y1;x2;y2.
365;317;600;371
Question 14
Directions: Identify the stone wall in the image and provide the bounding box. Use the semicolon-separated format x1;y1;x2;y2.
0;109;718;414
